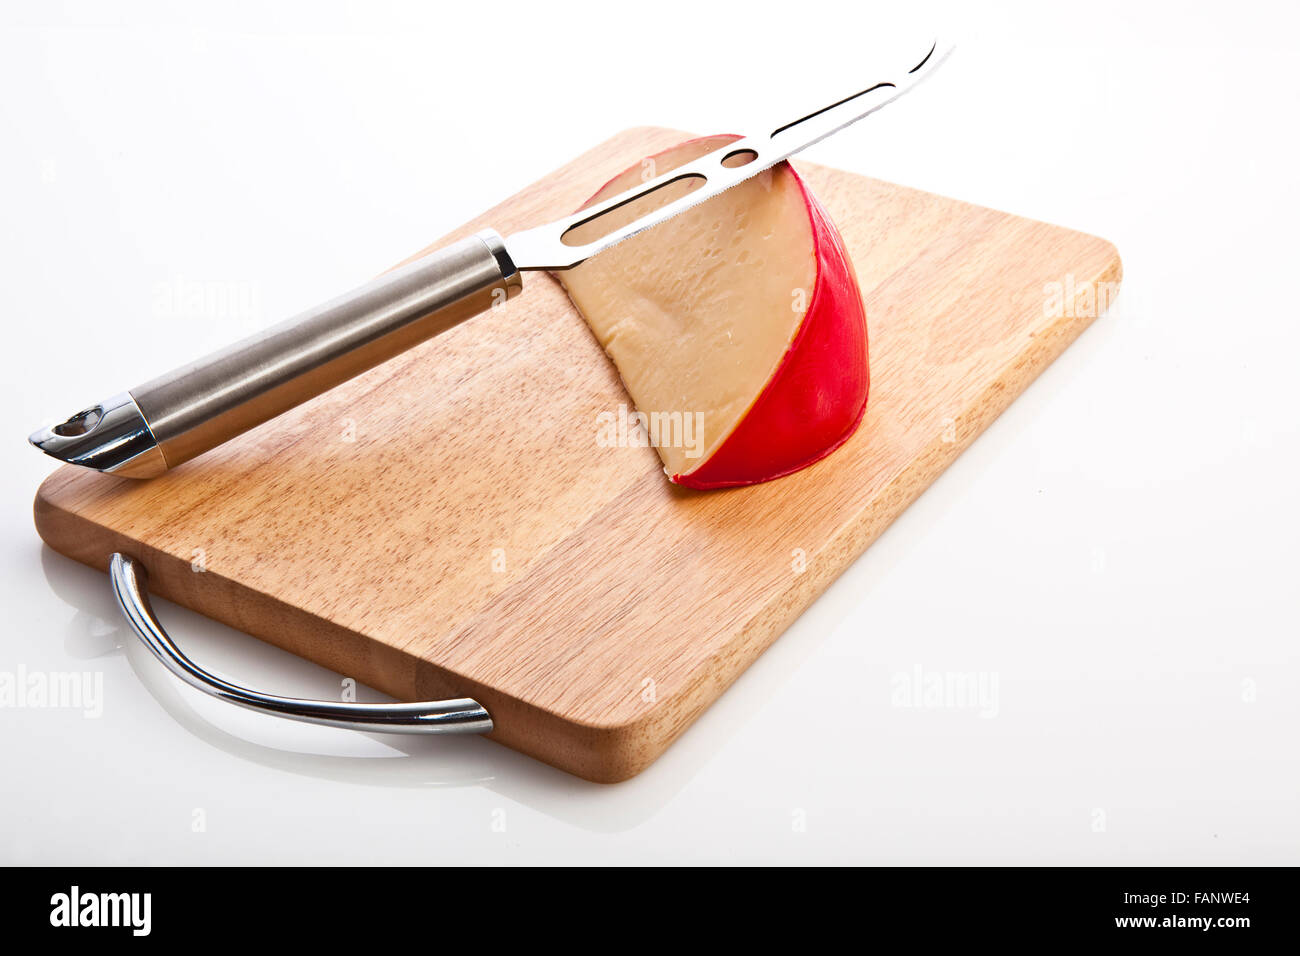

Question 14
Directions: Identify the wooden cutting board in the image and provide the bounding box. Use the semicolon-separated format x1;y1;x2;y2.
33;127;1122;782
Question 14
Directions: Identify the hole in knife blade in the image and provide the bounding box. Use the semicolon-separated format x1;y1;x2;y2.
721;148;758;168
770;81;896;138
909;41;937;73
561;173;707;247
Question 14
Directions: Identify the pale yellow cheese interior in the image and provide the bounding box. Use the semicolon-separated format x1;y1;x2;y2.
557;137;816;477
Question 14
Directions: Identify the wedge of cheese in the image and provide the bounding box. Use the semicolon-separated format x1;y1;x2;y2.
557;135;869;489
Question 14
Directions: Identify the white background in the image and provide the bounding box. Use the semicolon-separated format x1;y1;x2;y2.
1;0;1296;864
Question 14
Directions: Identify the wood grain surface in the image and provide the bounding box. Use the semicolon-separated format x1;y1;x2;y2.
33;127;1122;782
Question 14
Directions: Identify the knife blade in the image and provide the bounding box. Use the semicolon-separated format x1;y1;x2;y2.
508;39;951;270
29;38;952;479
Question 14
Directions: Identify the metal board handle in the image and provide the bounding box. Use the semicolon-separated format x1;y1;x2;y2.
108;553;492;735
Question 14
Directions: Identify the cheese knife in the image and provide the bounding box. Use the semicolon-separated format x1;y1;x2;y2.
29;39;952;478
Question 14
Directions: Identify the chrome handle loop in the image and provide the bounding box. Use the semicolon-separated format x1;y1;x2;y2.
108;553;492;735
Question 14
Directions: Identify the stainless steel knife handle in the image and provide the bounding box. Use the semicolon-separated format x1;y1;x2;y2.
110;553;493;735
30;229;521;477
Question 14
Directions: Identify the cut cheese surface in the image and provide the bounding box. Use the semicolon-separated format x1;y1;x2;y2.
557;135;868;488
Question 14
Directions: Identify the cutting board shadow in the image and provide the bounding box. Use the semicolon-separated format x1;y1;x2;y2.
33;127;1122;782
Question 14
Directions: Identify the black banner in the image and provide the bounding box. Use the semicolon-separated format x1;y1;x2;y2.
2;866;1289;943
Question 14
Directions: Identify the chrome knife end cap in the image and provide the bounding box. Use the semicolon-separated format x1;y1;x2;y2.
29;392;167;479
